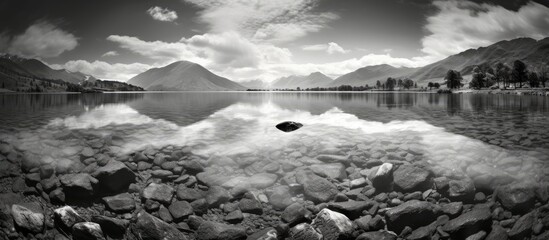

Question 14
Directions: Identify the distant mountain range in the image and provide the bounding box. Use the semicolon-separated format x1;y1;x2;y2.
270;72;333;89
0;54;142;92
127;61;246;91
328;64;417;87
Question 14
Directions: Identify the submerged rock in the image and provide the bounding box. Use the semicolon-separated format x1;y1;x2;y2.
275;121;303;132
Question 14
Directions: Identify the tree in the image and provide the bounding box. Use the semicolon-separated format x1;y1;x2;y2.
403;78;414;89
495;62;510;88
528;72;540;88
538;65;548;88
511;60;528;88
427;82;433;90
397;79;403;88
433;83;441;89
469;66;485;90
296;87;301;91
385;77;396;90
445;70;463;89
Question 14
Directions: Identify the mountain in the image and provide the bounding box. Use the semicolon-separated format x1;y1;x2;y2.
239;79;268;89
328;64;417;87
410;37;549;82
270;72;333;89
0;54;96;84
127;61;246;91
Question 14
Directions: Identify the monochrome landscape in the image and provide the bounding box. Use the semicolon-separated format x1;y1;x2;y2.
1;0;549;240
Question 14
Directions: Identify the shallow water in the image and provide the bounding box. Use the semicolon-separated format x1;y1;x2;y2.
1;92;549;189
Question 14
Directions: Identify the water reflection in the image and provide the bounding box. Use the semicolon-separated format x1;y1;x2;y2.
3;99;548;191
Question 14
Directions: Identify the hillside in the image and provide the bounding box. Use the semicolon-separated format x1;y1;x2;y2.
270;72;333;89
328;64;417;87
127;61;246;91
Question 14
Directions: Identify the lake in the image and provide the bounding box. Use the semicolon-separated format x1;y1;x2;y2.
1;92;549;192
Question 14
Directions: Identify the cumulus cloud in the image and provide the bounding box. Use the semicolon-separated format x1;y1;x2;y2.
6;21;77;58
50;60;151;80
101;51;119;57
302;42;349;54
420;0;549;60
183;0;338;43
147;6;178;22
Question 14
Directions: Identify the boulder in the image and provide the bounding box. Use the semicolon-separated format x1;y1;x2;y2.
327;201;374;219
288;223;322;240
91;215;129;238
441;202;463;218
368;163;394;192
54;206;85;230
441;208;492;238
141;183;174;204
102;193;135;213
496;183;536;214
392;165;432;192
486;224;508;240
247;227;277;240
59;173;98;199
196;221;246;240
310;163;346;180
239;198;263;215
448;178;476;202
311;208;353;240
508;211;535;240
168;201;194;221
303;175;338;203
267;185;293;210
205;186;231;207
11;203;44;233
385;200;440;233
72;222;106;240
356;231;397;240
92;160;135;193
275;121;303;132
135;210;187;240
282;203;309;226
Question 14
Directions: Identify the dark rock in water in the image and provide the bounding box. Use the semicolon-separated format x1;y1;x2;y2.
91;215;129;239
205;186;231;207
392;165;432;193
196;221;246;240
385;200;441;234
441;208;491;238
496;183;536;214
282;203;309;226
92;160;135;193
135;210;187;240
268;185;293;210
275;121;303;132
72;222;106;240
102;193;135;213
141;183;174;204
356;231;397;240
11;203;44;233
508;211;535;239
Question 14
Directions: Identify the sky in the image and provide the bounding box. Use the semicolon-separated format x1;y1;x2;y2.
1;0;549;82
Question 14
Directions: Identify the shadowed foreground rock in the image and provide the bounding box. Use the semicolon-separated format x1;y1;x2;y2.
275;121;303;132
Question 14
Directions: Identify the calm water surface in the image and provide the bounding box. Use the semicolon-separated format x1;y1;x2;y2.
1;92;549;189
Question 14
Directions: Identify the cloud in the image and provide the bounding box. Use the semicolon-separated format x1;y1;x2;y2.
183;0;338;43
50;60;151;80
147;6;178;22
302;42;349;54
5;21;77;58
101;51;119;57
420;0;549;60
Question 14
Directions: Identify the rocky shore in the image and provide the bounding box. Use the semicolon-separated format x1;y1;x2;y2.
1;139;549;240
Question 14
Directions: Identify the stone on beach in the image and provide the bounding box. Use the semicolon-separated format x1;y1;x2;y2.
311;208;353;240
11;203;44;233
368;162;394;192
135;210;188;240
72;222;106;240
496;183;537;214
303;174;339;203
59;173;98;199
54;206;85;230
392;164;432;192
385;200;441;233
102;192;135;212
141;183;174;204
196;221;246;240
441;208;492;238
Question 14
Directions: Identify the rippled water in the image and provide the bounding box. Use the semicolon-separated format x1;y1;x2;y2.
1;92;549;190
